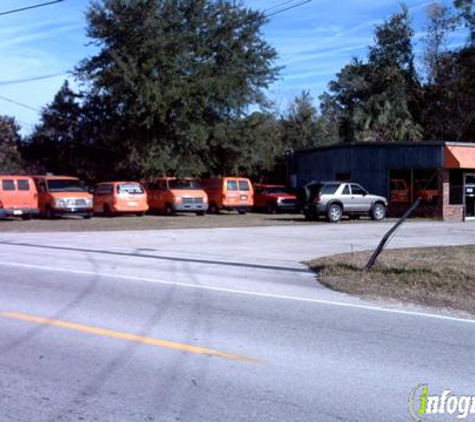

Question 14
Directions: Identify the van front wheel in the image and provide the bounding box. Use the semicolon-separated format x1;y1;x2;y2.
44;207;54;219
164;203;174;216
208;203;219;214
103;204;113;217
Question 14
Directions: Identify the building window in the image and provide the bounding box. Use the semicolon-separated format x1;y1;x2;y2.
389;169;439;205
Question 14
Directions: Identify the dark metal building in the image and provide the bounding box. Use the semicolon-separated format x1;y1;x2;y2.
286;142;475;221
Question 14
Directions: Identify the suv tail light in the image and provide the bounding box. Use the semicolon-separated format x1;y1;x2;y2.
0;199;3;208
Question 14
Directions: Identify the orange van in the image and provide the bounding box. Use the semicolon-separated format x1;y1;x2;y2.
93;181;149;216
201;177;253;214
0;176;39;220
32;175;93;219
142;177;208;215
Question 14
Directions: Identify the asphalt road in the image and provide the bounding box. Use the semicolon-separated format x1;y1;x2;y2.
1;221;474;421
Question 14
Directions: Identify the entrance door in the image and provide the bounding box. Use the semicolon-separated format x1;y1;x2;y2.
465;174;475;220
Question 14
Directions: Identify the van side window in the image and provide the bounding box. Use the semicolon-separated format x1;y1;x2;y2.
2;180;15;191
238;180;250;191
227;181;238;191
96;184;113;195
17;180;30;191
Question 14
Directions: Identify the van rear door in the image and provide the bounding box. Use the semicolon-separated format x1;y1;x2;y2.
15;178;36;208
238;179;252;205
0;179;17;208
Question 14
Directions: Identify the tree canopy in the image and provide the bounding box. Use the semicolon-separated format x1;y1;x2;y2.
72;0;280;178
0;115;27;175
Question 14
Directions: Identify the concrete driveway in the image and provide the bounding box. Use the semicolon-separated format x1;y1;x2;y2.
0;221;474;421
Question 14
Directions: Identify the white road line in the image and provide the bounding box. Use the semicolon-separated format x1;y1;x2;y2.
1;261;474;325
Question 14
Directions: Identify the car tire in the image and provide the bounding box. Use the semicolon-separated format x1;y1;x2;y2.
208;203;219;214
371;203;386;221
238;210;247;215
327;204;342;223
136;212;145;217
164;203;174;216
266;202;277;214
21;214;32;221
103;204;113;217
44;206;54;219
196;211;205;216
83;214;92;220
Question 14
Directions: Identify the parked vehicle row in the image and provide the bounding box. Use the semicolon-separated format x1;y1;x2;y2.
0;175;388;223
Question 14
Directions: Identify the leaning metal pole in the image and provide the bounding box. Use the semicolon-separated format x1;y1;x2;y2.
364;198;422;271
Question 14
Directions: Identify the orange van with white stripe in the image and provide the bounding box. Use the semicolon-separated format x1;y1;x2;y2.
0;176;39;219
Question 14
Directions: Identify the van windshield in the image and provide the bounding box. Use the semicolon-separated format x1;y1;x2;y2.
168;180;202;190
47;179;88;193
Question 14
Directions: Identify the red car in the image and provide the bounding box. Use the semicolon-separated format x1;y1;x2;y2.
253;184;297;213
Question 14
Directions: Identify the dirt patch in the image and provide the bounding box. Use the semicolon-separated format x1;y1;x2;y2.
307;245;475;315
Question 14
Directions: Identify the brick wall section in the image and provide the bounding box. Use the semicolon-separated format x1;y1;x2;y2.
439;169;465;222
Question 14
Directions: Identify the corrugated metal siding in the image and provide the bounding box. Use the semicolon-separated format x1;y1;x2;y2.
291;144;445;197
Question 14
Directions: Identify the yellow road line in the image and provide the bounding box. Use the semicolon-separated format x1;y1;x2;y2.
1;311;259;363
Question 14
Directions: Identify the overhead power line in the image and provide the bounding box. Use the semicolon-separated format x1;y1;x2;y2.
0;0;64;17
264;0;313;18
0;72;69;86
0;94;40;113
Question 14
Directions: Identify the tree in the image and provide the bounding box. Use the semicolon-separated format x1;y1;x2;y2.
74;0;280;177
210;111;282;176
369;4;416;74
420;2;475;141
0;115;26;174
26;81;85;176
322;4;422;142
280;91;339;150
423;2;457;83
454;0;475;44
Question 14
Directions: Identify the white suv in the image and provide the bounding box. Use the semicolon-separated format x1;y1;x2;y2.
300;181;388;223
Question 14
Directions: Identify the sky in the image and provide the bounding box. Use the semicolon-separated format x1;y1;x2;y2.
0;0;468;134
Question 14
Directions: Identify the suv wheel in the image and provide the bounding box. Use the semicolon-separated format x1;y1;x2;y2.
371;203;386;221
327;204;342;223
